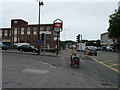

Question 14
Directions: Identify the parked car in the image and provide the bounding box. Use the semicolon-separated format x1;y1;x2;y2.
14;43;30;49
106;46;113;51
0;43;8;50
18;45;38;53
97;47;102;51
84;47;97;56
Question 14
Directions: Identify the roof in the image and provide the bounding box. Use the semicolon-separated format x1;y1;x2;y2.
11;19;28;24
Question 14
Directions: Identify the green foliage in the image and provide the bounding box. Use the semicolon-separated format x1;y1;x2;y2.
61;40;76;46
108;7;120;39
61;40;101;47
86;40;101;47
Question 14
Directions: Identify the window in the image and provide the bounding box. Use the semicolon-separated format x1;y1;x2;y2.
27;27;30;31
21;27;24;31
0;30;2;37
33;27;37;31
14;37;17;42
14;28;17;35
27;35;31;40
33;31;37;35
40;27;43;31
46;26;50;31
21;35;24;40
14;21;18;23
21;27;24;34
14;28;18;42
4;30;8;36
33;35;37;40
33;27;37;35
27;27;30;35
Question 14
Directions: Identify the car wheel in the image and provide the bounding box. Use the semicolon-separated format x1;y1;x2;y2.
95;53;97;56
33;50;35;53
20;49;23;52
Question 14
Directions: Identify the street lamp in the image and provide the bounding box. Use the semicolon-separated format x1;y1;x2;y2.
36;0;44;55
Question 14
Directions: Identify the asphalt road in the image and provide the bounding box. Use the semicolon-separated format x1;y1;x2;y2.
2;49;119;88
77;51;119;87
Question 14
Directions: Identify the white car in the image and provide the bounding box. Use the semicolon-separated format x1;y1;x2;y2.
106;46;113;51
0;42;3;50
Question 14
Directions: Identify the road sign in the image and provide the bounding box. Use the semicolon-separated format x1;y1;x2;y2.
53;19;63;33
54;22;62;29
37;40;41;45
54;28;62;33
53;19;63;55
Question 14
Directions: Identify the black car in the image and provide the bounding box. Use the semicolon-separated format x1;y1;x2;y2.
2;45;8;50
84;47;97;56
0;43;8;50
18;45;38;52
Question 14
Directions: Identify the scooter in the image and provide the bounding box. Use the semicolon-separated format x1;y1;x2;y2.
71;55;80;68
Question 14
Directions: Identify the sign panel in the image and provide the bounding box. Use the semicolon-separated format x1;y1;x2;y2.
54;28;62;33
54;22;62;29
37;40;41;45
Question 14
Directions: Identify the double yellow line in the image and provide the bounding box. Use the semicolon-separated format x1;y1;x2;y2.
90;57;120;73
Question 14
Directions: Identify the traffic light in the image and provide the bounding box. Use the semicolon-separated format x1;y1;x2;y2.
41;33;44;40
76;34;80;43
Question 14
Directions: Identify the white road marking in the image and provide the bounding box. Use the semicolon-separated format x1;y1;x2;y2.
22;69;49;74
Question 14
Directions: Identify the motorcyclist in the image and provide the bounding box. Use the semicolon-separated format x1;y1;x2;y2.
70;46;77;61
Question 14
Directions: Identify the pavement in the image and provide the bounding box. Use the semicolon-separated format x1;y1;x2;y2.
2;49;118;88
3;49;58;57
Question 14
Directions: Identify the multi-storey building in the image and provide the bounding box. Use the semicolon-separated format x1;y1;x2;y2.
0;19;60;50
100;32;114;46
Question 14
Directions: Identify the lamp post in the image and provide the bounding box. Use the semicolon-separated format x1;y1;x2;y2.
36;0;44;55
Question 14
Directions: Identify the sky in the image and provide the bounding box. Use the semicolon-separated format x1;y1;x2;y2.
0;0;119;41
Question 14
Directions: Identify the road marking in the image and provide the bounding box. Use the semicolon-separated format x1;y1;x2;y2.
110;64;120;67
101;59;119;62
22;69;49;74
90;57;120;73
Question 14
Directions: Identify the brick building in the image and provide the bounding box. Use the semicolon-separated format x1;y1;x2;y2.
0;28;11;46
0;19;60;50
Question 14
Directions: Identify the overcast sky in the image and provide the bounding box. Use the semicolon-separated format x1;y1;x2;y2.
0;0;119;41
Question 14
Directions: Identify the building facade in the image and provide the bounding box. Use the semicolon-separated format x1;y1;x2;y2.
100;32;114;46
0;28;11;46
0;19;60;50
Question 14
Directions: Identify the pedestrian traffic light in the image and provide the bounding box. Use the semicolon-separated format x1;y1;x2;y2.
76;34;80;43
41;33;44;40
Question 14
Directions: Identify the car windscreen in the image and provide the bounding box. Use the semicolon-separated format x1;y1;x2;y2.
31;46;35;49
0;43;2;48
88;47;96;50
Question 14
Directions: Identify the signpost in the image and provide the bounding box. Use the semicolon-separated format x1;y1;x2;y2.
53;19;63;55
37;40;41;46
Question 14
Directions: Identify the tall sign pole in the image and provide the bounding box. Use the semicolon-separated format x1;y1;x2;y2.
53;19;63;55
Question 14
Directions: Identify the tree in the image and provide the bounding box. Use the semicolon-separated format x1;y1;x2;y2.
108;7;120;44
61;40;76;47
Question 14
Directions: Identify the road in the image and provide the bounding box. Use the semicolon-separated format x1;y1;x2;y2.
89;51;119;86
2;49;119;88
78;51;119;87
